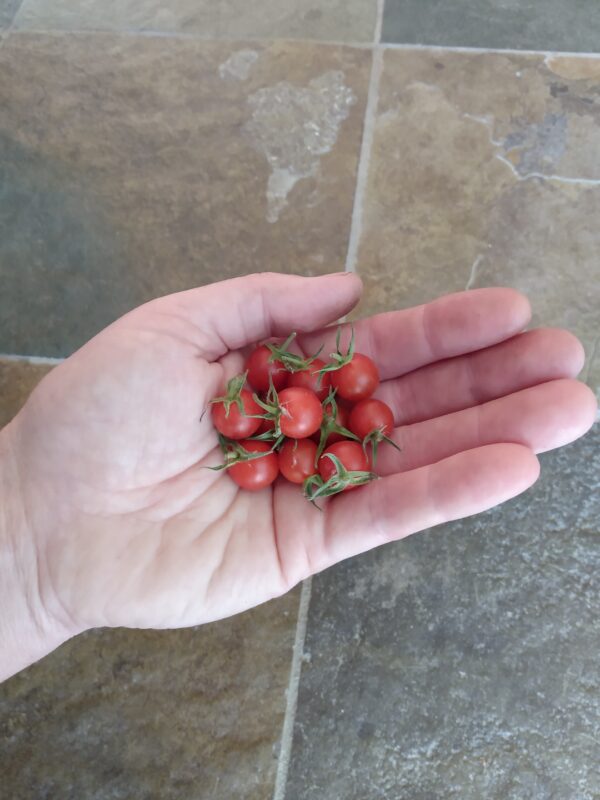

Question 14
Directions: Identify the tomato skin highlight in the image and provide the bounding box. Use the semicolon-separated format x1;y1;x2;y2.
278;439;318;484
278;387;323;438
318;441;370;490
227;440;279;490
246;345;288;392
211;389;261;439
287;359;331;401
348;398;395;441
331;353;380;402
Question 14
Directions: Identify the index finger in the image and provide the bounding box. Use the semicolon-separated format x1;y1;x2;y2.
297;287;531;380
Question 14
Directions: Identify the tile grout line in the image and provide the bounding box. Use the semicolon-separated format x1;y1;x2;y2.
272;6;386;797
373;0;385;46
345;0;384;274
0;0;25;48
6;27;600;59
8;26;371;48
382;41;600;58
344;46;384;273
10;0;27;27
272;577;312;800
0;353;65;365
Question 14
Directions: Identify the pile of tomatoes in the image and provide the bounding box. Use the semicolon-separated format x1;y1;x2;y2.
209;329;398;502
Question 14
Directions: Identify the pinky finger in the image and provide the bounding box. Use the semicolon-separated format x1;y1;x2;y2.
314;443;540;572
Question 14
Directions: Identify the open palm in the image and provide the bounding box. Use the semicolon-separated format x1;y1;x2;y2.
9;273;596;637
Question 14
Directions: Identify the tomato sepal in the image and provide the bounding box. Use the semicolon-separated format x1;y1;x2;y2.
210;372;266;420
252;379;284;437
208;433;276;471
266;332;324;374
314;389;360;463
304;453;378;503
362;429;402;467
318;324;355;375
248;429;286;448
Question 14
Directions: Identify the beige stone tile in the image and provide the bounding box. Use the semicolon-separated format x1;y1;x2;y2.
356;50;600;397
0;592;299;799
16;0;378;42
0;34;370;356
0;358;53;428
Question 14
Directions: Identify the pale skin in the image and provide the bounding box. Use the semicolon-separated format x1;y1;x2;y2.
0;272;596;681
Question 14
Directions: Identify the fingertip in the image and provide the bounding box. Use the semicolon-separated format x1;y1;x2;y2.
569;380;599;434
323;270;363;301
504;287;532;329
496;442;541;489
296;271;362;327
530;327;586;378
433;443;540;519
558;329;586;376
540;378;599;445
474;286;531;329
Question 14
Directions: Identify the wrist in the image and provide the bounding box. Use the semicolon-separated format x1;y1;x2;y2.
0;424;77;681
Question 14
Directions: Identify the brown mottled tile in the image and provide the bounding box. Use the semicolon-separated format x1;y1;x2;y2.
0;358;53;428
0;34;370;356
0;592;298;800
17;0;378;42
356;50;600;398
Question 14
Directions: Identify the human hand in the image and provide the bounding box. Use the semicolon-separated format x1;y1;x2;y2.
3;273;596;656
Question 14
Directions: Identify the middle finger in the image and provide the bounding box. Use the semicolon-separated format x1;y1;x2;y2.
377;327;584;425
377;378;596;476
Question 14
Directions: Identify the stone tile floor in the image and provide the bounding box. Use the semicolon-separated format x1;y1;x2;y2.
382;0;600;52
0;1;599;798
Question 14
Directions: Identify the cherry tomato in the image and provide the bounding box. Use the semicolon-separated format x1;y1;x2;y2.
278;387;323;438
331;353;380;402
227;440;279;490
287;359;331;401
257;416;276;435
278;438;319;484
318;441;370;489
313;402;351;446
348;398;394;440
246;345;288;393
211;389;261;440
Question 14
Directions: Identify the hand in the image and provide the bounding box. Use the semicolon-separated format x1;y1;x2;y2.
3;273;596;656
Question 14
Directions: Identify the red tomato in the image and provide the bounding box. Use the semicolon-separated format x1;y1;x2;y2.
313;402;350;446
318;441;370;489
348;398;395;440
331;353;380;402
278;439;318;484
257;416;276;435
211;389;261;440
228;440;279;490
246;345;288;392
278;387;323;438
287;359;331;401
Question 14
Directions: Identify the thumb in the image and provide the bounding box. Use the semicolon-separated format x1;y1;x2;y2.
155;271;363;358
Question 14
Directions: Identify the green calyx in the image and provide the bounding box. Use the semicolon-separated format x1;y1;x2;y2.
210;373;251;418
362;428;402;467
314;389;359;463
318;324;355;375
251;377;285;437
266;332;324;373
303;453;378;505
208;433;275;471
248;429;285;447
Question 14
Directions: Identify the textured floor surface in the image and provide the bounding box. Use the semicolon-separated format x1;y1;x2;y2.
1;1;599;798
